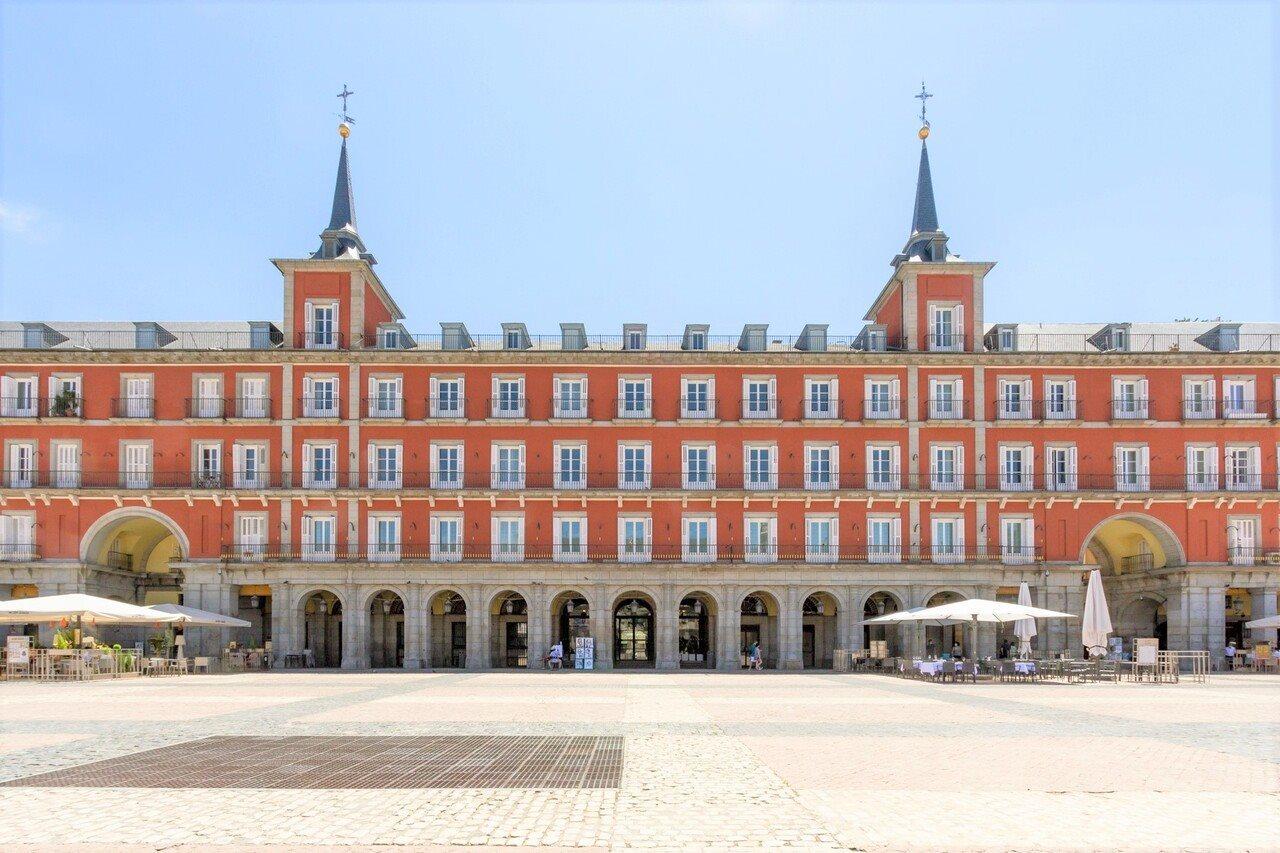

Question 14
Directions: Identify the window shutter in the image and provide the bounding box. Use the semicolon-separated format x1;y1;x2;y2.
1138;379;1149;410
769;446;778;479
1140;446;1150;487
1067;446;1078;488
1021;379;1032;409
1113;447;1124;485
1208;447;1219;484
830;444;840;479
890;378;901;408
954;304;964;347
304;304;314;342
1067;379;1077;413
891;445;901;486
301;515;314;547
644;444;652;476
491;374;500;404
956;444;965;484
301;442;313;487
1185;447;1195;481
1025;445;1035;483
0;377;13;416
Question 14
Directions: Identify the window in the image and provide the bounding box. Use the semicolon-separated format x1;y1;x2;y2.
1225;446;1260;491
867;516;901;562
51;441;81;488
122;376;154;418
804;444;836;490
504;329;523;350
302;443;336;489
305;302;337;349
1045;446;1077;491
0;513;35;561
302;514;336;561
431;443;463;489
681;378;713;418
491;443;525;489
491;516;524;562
689;331;706;351
682;516;715;562
866;445;900;490
744;444;777;489
492;376;525;418
626;330;644;351
742;378;777;419
368;515;401;562
302;376;338;417
804;378;837;419
618;443;651;489
1223;379;1256;418
368;377;403;418
430;377;464;417
1112;378;1148;419
6;442;35;488
0;376;37;417
430;515;462;562
618;377;651;418
1114;445;1149;491
369;444;402;489
554;442;586;489
121;442;151;489
998;327;1016;352
1228;517;1259;565
47;375;82;417
931;517;964;563
683;443;715;490
997;378;1032;420
235;514;267;561
553;515;586;563
999;445;1032;491
1000;517;1034;564
864;378;900;419
233;442;267;489
744;516;777;563
1044;379;1076;419
1185;444;1217;491
194;442;223;488
193;376;223;418
379;328;401;350
1183;378;1215;419
928;304;963;351
554;377;587;418
237;376;268;418
619;516;651;562
929;377;963;419
805;516;837;563
930;444;962;491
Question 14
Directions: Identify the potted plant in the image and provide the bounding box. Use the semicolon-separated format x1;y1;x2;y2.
49;388;80;417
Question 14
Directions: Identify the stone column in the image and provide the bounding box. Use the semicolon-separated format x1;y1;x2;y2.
588;587;613;671
1063;585;1085;654
402;585;424;669
976;584;998;658
270;582;291;668
779;585;803;670
526;586;549;670
1207;586;1227;659
718;585;741;671
656;583;679;670
465;584;489;670
1251;587;1279;647
341;587;366;669
838;587;855;651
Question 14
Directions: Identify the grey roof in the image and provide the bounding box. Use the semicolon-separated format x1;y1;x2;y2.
911;141;939;234
313;138;374;263
998;322;1280;353
0;321;281;351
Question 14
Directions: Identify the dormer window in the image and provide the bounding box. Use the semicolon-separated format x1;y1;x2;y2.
379;328;400;349
627;331;643;350
689;331;706;351
927;303;962;351
505;330;522;350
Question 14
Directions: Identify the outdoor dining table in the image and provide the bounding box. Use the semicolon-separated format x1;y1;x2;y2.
915;660;944;677
1013;661;1036;675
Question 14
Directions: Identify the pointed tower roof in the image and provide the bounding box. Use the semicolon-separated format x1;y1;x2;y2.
313;124;375;264
891;89;952;269
910;140;939;234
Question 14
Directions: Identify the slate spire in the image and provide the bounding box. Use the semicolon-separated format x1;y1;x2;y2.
893;128;950;267
911;140;939;235
313;123;375;264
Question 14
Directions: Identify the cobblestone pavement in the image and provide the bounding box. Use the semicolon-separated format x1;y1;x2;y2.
0;671;1276;851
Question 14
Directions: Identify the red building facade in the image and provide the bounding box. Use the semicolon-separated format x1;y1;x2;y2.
2;124;1277;670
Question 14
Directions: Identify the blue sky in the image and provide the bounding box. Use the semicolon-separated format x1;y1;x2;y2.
1;2;1275;330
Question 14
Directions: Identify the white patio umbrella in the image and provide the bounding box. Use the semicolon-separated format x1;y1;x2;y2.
147;603;250;628
0;593;186;626
1081;569;1113;658
1244;614;1280;630
866;599;1074;659
1013;582;1037;658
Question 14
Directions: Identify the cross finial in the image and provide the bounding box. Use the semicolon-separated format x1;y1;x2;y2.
337;84;355;124
915;81;933;128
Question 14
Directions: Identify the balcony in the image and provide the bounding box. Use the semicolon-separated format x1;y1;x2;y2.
995;399;1033;421
1228;547;1265;566
927;398;968;420
1111;398;1149;420
863;399;901;420
679;396;717;419
428;395;466;418
802;398;842;420
230;396;271;418
0;543;39;561
551;395;590;419
298;396;341;418
926;332;965;352
112;397;155;419
616;398;652;419
295;331;344;350
1119;553;1155;573
187;397;226;419
741;398;779;420
363;396;405;419
1182;398;1216;420
489;396;527;419
0;397;40;418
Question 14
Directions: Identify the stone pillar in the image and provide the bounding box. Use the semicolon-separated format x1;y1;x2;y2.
838;588;855;651
976;585;998;658
270;582;291;668
400;585;423;669
1251;587;1279;647
1165;585;1190;651
341;587;366;670
466;584;489;670
1207;586;1227;658
718;586;741;671
656;583;679;670
526;586;549;670
588;587;613;671
779;585;803;670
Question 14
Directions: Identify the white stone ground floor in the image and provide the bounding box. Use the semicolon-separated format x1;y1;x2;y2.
3;561;1279;671
0;671;1276;851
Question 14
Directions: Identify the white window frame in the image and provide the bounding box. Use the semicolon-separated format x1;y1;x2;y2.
618;515;653;563
491;442;526;490
864;377;900;419
742;376;777;420
121;441;152;489
805;515;838;563
1222;378;1257;419
867;515;902;563
1185;444;1218;492
554;442;587;489
236;374;269;418
491;375;526;419
804;443;837;491
50;440;81;489
930;443;963;491
430;514;463;562
368;442;403;489
1045;444;1078;492
1112;377;1149;419
367;375;404;419
682;442;715;490
301;513;337;562
1000;516;1035;564
997;378;1033;420
553;376;588;419
928;302;963;352
618;376;652;419
1113;444;1149;492
5;441;36;489
430;441;464;489
491;514;524;562
928;377;964;420
305;300;338;350
998;444;1033;492
743;515;778;563
0;375;37;418
1182;377;1216;420
1227;516;1260;565
866;444;901;491
618;442;651;489
367;514;402;562
302;441;337;489
1043;378;1077;420
430;376;465;418
0;512;36;561
681;377;714;419
743;442;778;490
121;375;154;419
804;377;838;420
552;514;587;563
193;441;223;487
301;374;339;418
681;515;716;563
1224;445;1261;491
930;515;965;564
234;512;268;562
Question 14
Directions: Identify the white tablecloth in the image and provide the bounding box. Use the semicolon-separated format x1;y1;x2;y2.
916;660;944;676
1013;661;1036;675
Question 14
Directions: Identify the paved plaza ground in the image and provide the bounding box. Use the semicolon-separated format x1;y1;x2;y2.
0;670;1276;851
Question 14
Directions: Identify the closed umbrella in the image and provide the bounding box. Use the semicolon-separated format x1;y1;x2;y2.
1013;582;1037;658
1081;570;1113;658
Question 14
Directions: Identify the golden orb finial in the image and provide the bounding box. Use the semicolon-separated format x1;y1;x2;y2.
918;125;930;140
338;122;351;139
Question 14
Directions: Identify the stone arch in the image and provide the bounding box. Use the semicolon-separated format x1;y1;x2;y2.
612;591;657;668
427;588;468;669
299;588;345;667
677;589;720;669
79;507;190;573
801;590;841;669
857;588;907;618
921;589;967;658
860;589;907;658
738;590;781;669
366;589;406;668
489;590;529;668
548;589;591;668
361;585;409;612
1114;595;1169;648
1079;513;1187;574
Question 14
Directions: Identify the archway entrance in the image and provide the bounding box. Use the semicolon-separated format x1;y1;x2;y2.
550;592;591;667
81;509;187;603
431;591;467;668
1116;597;1168;650
679;593;716;668
1081;515;1186;576
302;591;342;667
924;592;964;657
613;596;655;668
739;592;779;668
236;585;272;648
863;591;902;657
1226;589;1251;648
802;593;839;669
369;590;405;668
491;592;528;668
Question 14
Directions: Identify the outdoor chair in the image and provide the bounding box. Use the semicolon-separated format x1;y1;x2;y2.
940;660;956;682
192;656;211;674
955;660;977;683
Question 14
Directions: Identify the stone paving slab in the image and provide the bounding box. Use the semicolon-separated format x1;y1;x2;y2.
0;671;1275;850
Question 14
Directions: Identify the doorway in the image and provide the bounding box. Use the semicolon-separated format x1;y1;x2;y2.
614;597;654;668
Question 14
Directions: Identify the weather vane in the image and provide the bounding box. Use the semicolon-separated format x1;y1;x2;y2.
336;84;355;139
915;81;933;139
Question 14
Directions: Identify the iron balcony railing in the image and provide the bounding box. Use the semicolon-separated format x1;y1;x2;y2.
925;333;966;352
0;543;40;561
186;397;226;418
550;395;592;419
297;396;342;418
741;398;780;420
220;541;1044;564
294;331;345;350
427;395;466;418
111;397;156;418
4;469;1277;493
678;396;719;419
926;398;971;420
488;396;527;418
362;396;406;419
1228;546;1269;566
